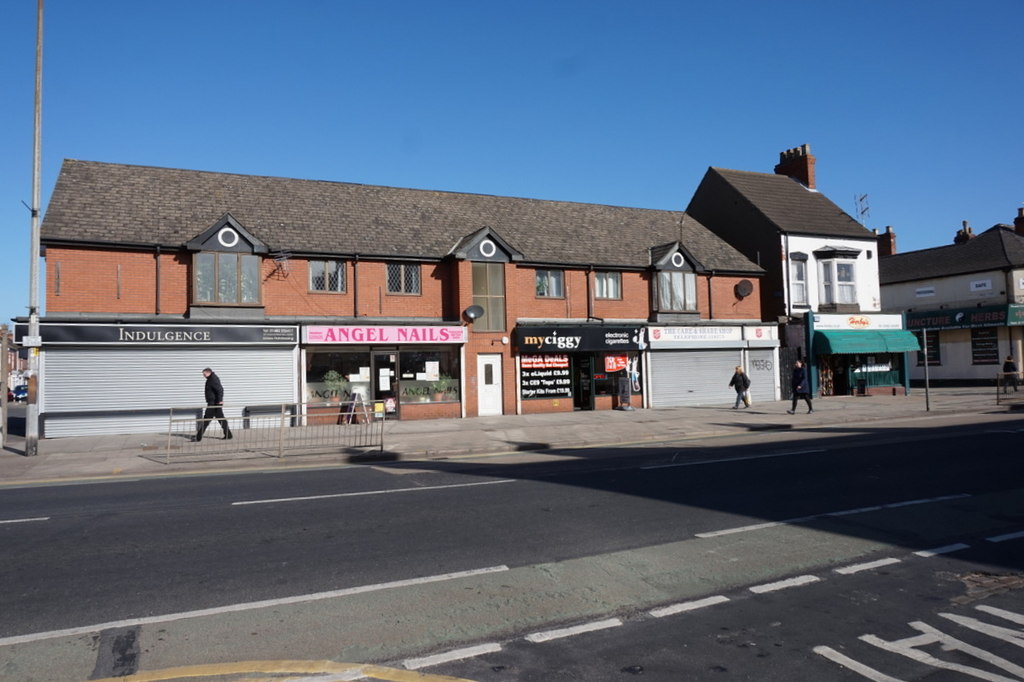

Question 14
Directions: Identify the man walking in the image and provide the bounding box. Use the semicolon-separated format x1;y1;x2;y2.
786;360;814;414
728;365;751;409
197;367;232;441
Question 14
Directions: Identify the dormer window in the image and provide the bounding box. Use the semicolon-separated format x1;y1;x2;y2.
814;246;860;307
195;252;262;305
187;214;269;307
655;251;696;312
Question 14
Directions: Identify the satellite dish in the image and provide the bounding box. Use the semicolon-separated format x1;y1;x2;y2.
463;305;485;321
734;280;754;298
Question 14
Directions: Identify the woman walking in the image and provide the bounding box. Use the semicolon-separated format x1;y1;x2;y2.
786;360;814;414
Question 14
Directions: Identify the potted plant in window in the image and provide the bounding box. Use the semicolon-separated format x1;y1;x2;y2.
322;370;347;404
431;374;455;402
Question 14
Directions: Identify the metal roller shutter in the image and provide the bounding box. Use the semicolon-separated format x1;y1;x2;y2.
746;349;778;404
41;346;298;437
650;349;741;407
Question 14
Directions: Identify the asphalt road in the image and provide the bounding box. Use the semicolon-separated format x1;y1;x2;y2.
2;414;1023;680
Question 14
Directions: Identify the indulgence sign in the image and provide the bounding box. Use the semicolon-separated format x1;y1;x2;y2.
15;324;298;345
303;325;468;344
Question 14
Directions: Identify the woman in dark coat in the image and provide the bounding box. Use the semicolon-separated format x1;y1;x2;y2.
786;360;813;414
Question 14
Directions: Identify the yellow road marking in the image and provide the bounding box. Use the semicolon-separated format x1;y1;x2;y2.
90;659;477;681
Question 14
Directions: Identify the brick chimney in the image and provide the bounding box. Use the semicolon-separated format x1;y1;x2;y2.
1015;208;1024;237
954;220;975;244
774;144;816;189
875;225;897;256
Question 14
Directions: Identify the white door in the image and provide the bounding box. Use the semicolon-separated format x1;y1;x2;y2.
477;354;503;416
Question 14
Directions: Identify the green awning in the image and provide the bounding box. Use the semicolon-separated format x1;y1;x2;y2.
813;330;920;355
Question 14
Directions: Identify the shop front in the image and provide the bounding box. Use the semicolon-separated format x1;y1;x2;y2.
302;324;467;420
905;304;1024;384
514;325;646;412
808;314;919;396
647;325;780;406
16;322;299;437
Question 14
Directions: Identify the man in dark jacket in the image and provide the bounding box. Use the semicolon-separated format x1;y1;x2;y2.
197;367;232;441
786;360;814;415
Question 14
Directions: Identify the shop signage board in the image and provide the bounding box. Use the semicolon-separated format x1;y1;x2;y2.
514;326;646;352
906;304;1024;331
812;314;904;330
15;323;298;345
520;353;571;399
303;325;468;344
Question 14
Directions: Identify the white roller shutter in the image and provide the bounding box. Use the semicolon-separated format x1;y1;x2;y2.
41;346;298;437
746;349;778;404
650;350;741;407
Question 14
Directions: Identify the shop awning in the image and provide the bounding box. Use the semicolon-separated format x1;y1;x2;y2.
813;330;920;354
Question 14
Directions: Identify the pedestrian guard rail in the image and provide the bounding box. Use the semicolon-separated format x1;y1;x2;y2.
996;371;1023;405
161;399;386;463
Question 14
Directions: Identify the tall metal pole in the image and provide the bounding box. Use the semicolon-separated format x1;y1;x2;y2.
25;0;43;456
923;327;931;412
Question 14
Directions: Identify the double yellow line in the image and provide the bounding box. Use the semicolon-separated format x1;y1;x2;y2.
91;659;477;682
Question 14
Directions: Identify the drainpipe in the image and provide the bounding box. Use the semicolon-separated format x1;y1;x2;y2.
154;245;161;315
353;254;359;318
706;270;715;319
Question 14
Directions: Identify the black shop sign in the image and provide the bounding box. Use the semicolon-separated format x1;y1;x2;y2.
514;326;646;352
15;323;298;345
520;354;572;399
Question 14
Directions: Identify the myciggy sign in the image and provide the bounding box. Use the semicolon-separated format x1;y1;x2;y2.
303;325;468;344
514;326;645;352
15;324;298;345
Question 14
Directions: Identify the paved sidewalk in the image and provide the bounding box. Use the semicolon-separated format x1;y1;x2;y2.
1;387;1019;486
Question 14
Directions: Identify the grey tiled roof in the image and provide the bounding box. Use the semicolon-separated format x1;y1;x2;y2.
42;160;763;274
879;225;1024;284
709;168;874;239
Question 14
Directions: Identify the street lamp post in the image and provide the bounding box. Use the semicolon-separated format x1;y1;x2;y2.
25;0;43;457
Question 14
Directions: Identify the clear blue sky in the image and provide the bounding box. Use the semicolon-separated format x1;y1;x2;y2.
2;1;1022;324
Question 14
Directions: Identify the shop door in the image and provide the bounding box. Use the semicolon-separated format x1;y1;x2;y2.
477;354;503;416
374;352;399;416
572;355;594;410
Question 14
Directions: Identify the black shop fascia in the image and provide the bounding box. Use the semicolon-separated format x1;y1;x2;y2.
513;325;647;410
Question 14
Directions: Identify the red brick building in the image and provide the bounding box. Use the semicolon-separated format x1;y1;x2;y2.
22;160;775;437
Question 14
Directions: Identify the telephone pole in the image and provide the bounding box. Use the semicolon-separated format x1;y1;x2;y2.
25;0;44;456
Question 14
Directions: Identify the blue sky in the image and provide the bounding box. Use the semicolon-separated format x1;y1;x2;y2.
2;1;1022;324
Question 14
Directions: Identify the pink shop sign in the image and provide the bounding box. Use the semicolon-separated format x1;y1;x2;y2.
303;325;467;344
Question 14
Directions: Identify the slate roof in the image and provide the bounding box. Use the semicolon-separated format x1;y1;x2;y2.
41;159;763;275
879;225;1024;284
705;168;874;239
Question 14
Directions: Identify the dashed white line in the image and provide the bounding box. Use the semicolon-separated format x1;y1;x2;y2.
233;479;515;506
987;530;1024;543
695;494;971;538
0;564;509;647
913;543;970;557
641;449;826;470
650;595;730;618
404;643;502;670
0;516;49;525
525;618;623;643
835;558;902;574
749;575;821;594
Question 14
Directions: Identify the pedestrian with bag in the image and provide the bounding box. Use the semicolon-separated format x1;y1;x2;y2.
196;367;232;441
728;365;751;409
786;359;814;414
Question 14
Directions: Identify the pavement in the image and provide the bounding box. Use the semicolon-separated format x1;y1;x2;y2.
1;386;1021;487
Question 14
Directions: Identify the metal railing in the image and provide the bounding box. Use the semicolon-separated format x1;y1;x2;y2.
160;399;386;463
996;372;1022;405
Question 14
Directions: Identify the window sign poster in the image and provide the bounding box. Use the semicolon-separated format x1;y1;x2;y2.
605;355;628;372
379;368;392;391
425;360;440;381
520;354;572;399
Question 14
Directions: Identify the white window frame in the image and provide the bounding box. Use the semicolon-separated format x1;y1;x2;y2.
657;270;697;312
594;271;622;300
790;259;808;306
820;259;857;305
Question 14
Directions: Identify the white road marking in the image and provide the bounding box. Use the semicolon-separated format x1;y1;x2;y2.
641;449;826;470
233;479;515;506
913;543;970;557
0;564;509;647
695;494;971;538
987;530;1024;543
404;643;502;670
835;558;902;575
749;575;820;594
649;595;730;618
976;605;1024;626
813;645;905;682
0;516;49;525
524;618;623;643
